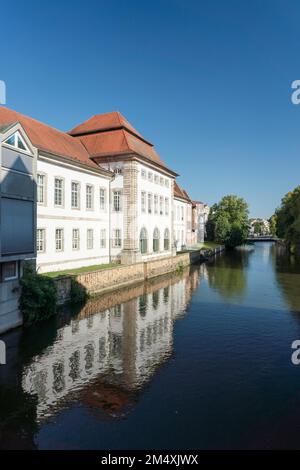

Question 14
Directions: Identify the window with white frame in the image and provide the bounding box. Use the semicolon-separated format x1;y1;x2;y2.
72;229;80;250
55;228;64;252
100;229;106;248
87;229;94;249
141;169;146;179
165;178;169;187
54;178;64;206
71;182;80;209
165;197;169;215
148;172;153;182
160;196;163;215
153;228;160;252
181;206;184;221
148;193;152;214
113;190;122;212
86;185;94;210
141;191;146;212
160;177;164;185
100;188;106;210
164;228;170;251
112;229;122;248
154;195;158;214
37;174;46;204
154;174;159;184
114;167;122;175
3;131;30;153
37;228;46;253
2;261;18;281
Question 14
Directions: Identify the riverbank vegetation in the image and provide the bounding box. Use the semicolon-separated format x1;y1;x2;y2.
206;195;249;249
271;185;300;255
44;262;118;278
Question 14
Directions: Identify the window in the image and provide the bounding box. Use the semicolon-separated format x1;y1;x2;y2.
37;228;46;253
154;195;158;214
165;178;169;187
160;177;164;185
140;227;148;254
148;172;153;182
100;188;106;210
37;174;46;204
148;193;152;214
86;185;94;210
160;196;163;215
164;228;170;251
3;131;30;153
55;229;64;252
114;167;122;175
100;229;106;248
72;229;80;250
153;228;160;252
141;169;146;179
141;191;146;212
181;206;184;221
113;190;122;212
2;261;18;281
154;174;159;184
71;182;80;209
54;178;64;206
165;197;169;216
87;229;94;249
112;229;122;248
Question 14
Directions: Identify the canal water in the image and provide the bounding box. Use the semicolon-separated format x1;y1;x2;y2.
1;242;300;449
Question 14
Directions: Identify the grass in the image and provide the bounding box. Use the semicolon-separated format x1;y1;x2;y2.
44;262;119;278
197;241;222;250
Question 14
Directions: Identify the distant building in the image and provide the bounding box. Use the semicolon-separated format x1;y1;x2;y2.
193;201;210;243
249;218;270;236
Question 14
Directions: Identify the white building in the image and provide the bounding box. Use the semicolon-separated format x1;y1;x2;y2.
173;182;196;251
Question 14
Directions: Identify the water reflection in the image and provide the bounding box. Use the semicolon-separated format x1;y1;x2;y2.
21;267;201;422
272;244;300;313
204;246;252;301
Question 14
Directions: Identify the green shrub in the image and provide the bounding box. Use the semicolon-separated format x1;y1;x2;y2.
20;265;57;325
70;278;88;304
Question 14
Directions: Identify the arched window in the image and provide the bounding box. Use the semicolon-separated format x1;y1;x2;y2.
153;228;160;252
140;227;148;254
164;228;170;250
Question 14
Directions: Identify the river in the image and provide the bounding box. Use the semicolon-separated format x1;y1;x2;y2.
1;242;300;449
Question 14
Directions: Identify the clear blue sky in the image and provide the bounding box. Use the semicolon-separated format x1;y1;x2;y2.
1;0;299;218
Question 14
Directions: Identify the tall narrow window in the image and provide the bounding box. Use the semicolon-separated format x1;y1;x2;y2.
154;195;158;214
86;185;93;210
148;193;152;214
37;174;46;204
100;229;106;248
153;228;160;252
181;206;184;221
140;228;148;254
100;188;106;210
37;229;46;253
54;178;64;206
160;196;163;215
71;182;80;209
165;197;169;216
72;229;80;250
112;229;122;247
87;229;94;249
164;228;170;251
113;190;121;212
141;191;146;213
55;229;64;252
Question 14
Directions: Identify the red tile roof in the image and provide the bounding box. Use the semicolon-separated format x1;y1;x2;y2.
174;181;191;202
0;106;102;171
70;112;178;176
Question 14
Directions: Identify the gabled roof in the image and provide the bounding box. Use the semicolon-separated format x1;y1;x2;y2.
174;181;191;203
70;112;178;176
0;106;104;172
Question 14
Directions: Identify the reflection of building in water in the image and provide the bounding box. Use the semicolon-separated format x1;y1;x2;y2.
22;268;200;421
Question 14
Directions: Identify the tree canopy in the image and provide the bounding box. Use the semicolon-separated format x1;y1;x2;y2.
274;185;300;254
207;195;249;248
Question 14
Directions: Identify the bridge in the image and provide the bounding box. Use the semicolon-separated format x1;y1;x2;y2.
246;236;277;242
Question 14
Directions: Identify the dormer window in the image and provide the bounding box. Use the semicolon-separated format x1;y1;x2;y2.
114;167;122;175
3;131;30;153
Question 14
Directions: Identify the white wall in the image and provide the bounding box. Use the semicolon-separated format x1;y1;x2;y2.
137;162;173;260
174;198;189;251
37;155;111;273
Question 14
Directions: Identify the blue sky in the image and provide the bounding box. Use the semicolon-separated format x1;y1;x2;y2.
1;0;299;217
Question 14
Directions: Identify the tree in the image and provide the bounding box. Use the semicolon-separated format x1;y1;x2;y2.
207;195;249;249
274;186;300;254
269;214;277;237
253;220;264;235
